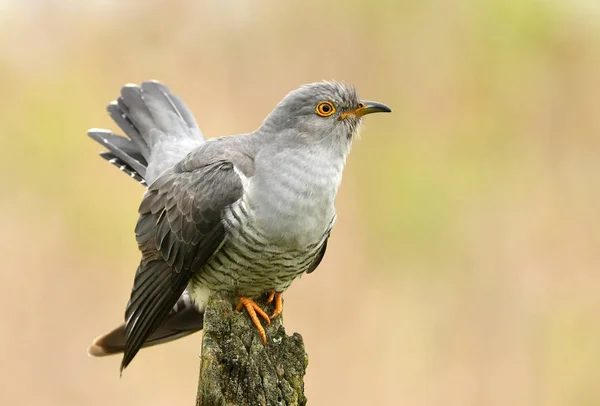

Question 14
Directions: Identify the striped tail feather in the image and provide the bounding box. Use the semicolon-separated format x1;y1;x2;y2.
99;152;147;186
87;80;205;186
88;129;148;186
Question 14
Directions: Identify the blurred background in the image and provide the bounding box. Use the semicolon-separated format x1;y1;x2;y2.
1;0;599;405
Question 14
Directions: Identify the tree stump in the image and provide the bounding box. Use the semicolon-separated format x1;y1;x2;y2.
196;293;308;406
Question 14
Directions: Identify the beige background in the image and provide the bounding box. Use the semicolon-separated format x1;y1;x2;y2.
1;1;599;405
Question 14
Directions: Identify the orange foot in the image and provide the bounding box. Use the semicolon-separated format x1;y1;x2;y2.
236;296;271;344
266;291;283;319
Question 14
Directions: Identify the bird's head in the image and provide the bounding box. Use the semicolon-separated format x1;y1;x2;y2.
260;81;391;150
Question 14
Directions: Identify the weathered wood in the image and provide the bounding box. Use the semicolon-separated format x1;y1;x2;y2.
196;293;308;406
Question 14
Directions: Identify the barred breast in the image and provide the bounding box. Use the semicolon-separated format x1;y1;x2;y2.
191;197;333;297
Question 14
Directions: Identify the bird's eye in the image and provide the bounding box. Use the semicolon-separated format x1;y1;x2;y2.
316;101;336;117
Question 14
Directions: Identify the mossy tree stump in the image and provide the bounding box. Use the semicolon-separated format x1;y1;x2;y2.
196;293;308;406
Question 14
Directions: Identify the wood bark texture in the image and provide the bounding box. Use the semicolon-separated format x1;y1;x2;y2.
196;293;308;406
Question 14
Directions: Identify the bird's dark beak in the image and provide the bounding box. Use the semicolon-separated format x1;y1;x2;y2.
343;101;392;119
356;101;392;116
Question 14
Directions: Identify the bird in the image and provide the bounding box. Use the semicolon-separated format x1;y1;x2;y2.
86;80;391;373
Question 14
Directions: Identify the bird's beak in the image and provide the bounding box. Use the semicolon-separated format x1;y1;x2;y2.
342;101;392;119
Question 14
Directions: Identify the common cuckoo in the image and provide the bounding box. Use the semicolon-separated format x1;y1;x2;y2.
87;81;391;372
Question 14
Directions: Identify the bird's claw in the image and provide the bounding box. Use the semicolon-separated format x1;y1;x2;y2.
236;296;271;344
266;291;283;319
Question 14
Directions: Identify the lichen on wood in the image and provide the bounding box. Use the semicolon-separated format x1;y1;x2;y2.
196;293;308;406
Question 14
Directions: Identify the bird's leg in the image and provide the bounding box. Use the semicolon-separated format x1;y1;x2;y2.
265;291;283;319
236;296;271;344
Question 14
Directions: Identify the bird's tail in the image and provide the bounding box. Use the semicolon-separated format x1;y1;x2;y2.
88;290;203;357
87;81;205;186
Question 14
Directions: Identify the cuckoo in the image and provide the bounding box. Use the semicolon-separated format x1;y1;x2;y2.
87;81;391;372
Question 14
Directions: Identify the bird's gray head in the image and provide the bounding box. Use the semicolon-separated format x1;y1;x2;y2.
259;81;391;150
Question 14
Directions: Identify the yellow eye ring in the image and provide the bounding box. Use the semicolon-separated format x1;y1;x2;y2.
316;101;336;117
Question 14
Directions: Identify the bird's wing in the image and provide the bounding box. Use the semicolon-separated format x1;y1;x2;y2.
88;289;204;357
121;157;244;372
307;238;328;274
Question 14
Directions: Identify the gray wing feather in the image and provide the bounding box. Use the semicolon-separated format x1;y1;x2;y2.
307;238;328;274
88;289;204;357
121;159;243;371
